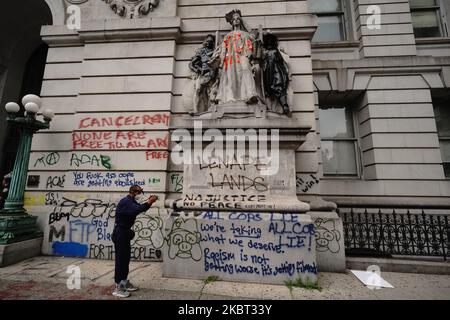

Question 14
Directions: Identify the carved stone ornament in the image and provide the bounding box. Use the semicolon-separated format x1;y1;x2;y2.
66;0;89;4
101;0;160;18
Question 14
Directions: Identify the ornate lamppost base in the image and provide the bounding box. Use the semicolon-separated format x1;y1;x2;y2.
0;214;43;245
0;214;43;267
0;95;52;266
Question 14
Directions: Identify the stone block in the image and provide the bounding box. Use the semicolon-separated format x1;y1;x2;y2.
163;211;318;285
43;63;82;80
41;97;76;114
33;208;167;262
77;93;173;112
0;238;43;267
84;41;176;60
41;79;80;97
361;133;440;151
361;34;415;47
362;45;417;57
80;75;173;94
308;211;346;272
81;58;175;77
46;46;84;63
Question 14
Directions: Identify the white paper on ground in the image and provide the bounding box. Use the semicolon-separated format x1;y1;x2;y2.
350;270;395;288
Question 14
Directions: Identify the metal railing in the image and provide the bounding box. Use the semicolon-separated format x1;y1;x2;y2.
338;209;450;261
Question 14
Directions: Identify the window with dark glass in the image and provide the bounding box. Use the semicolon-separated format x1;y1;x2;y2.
410;0;445;38
308;0;347;42
319;106;358;176
433;102;450;177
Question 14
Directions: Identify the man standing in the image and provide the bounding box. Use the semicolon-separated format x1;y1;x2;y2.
112;185;158;298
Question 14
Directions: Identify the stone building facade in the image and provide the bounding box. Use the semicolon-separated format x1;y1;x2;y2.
1;0;449;264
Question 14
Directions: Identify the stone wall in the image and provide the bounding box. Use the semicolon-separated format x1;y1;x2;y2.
21;0;450;261
25;0;321;261
312;0;450;208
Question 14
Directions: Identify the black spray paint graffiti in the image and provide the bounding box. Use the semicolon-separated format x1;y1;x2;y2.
209;173;268;192
45;192;59;206
131;213;165;249
296;174;319;193
48;211;70;224
200;159;270;192
166;218;202;261
314;218;341;253
49;225;66;242
34;152;60;167
46;197;165;261
170;173;183;192
50;196;117;220
183;194;269;210
46;175;65;189
88;244;162;260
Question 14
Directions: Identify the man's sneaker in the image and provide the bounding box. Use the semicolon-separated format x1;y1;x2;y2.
112;285;130;298
124;280;139;292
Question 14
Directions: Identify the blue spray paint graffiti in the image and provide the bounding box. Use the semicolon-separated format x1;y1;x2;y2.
52;241;88;257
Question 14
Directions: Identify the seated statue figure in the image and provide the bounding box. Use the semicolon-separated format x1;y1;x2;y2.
188;34;218;113
209;9;260;105
262;32;291;115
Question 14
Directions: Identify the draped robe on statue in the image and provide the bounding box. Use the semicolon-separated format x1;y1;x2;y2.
215;30;259;104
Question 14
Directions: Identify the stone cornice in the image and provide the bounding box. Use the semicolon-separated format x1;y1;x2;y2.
41;17;182;45
312;56;450;91
41;14;317;45
312;56;450;70
180;14;318;43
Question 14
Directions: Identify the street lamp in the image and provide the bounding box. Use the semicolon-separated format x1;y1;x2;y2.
0;94;54;245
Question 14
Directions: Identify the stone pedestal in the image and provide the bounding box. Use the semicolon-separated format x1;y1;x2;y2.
0;214;43;267
0;214;43;244
308;211;346;272
170;115;312;213
307;197;346;272
164;114;317;284
163;211;317;285
0;237;43;267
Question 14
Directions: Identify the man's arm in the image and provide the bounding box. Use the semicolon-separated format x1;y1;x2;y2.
129;195;158;216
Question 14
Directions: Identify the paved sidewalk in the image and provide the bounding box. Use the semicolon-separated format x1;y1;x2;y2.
0;256;449;300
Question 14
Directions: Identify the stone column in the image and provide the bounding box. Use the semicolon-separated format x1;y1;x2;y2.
354;0;417;57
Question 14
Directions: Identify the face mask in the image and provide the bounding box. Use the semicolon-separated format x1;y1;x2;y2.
134;193;144;202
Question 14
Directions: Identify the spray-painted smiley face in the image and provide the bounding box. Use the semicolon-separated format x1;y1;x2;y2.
171;231;200;258
132;214;164;249
167;218;202;261
315;219;341;253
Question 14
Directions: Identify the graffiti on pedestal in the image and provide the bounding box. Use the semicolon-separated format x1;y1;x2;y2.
296;174;319;194
164;212;318;282
100;0;161;19
169;173;183;193
37;192;165;261
131;214;165;249
314;218;341;254
166;218;202;261
31;150;167;171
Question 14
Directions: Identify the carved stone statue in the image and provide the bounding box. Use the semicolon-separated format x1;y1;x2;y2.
188;34;218;113
209;10;260;105
102;0;160;19
183;10;293;117
262;32;291;115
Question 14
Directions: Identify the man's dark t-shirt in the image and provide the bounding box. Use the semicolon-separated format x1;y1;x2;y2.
114;195;151;230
